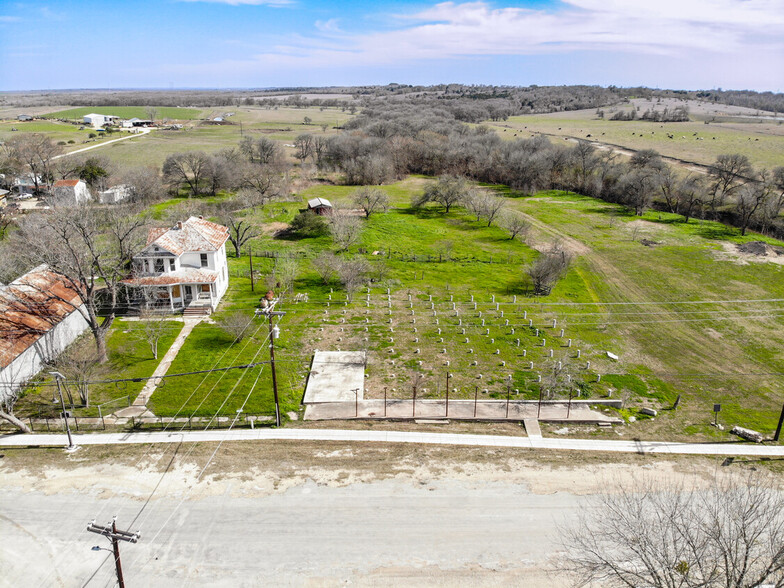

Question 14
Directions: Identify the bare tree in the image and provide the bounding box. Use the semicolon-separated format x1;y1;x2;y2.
563;472;784;588
162;151;211;196
7;206;145;362
526;242;573;295
620;168;657;216
137;310;173;360
413;175;469;213
499;213;531;241
269;257;299;294
328;206;363;252
145;107;158;122
736;177;768;236
707;153;753;218
313;251;339;284
119;166;165;204
52;350;105;407
217;310;254;344
0;388;31;433
218;201;258;258
239;136;281;165
677;174;705;223
294;134;314;162
336;257;370;301
352;187;389;218
4;133;63;193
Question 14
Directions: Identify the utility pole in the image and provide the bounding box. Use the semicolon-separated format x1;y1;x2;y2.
49;371;75;451
248;245;254;292
87;517;140;588
267;311;285;427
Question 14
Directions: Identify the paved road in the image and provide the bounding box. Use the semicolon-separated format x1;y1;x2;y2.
1;477;576;586
2;427;781;456
52;127;151;160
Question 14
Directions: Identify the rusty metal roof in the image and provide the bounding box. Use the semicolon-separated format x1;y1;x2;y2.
0;264;85;370
53;179;81;188
122;268;218;287
145;216;229;256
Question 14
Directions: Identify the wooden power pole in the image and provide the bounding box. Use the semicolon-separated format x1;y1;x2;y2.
87;517;140;588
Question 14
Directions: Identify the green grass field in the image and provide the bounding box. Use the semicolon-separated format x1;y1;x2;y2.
16;319;184;418
43;106;203;120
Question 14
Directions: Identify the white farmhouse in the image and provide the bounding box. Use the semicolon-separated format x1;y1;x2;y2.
123;216;230;316
83;113;120;127
52;179;91;204
0;265;90;403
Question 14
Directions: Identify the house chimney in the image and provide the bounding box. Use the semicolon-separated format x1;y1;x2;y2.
176;221;183;229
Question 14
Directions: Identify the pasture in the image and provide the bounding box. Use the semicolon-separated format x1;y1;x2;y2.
486;109;784;169
42;106;203;120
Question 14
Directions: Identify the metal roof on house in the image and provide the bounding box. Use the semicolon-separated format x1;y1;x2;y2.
122;267;218;287
144;216;229;256
53;179;81;188
0;264;84;370
307;197;332;208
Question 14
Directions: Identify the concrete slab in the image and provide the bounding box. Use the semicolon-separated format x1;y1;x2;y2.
303;351;366;403
303;399;622;424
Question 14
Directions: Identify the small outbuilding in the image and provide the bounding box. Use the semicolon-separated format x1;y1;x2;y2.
98;184;131;204
17;114;33;121
307;197;333;216
52;179;91;205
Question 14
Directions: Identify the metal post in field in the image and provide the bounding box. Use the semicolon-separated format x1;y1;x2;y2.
474;386;478;418
775;404;784;442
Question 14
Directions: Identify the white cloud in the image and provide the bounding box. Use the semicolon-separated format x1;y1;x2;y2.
0;15;21;22
154;1;784;88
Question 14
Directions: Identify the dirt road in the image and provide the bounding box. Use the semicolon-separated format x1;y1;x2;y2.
0;442;737;587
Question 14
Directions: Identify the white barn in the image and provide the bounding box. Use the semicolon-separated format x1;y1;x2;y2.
83;113;120;127
52;179;91;204
123;216;230;316
0;265;90;403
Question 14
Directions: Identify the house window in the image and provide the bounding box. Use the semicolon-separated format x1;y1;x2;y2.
154;259;164;273
200;253;208;268
169;259;175;271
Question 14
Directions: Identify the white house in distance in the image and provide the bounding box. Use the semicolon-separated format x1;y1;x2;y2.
98;184;130;204
83;113;120;127
123;216;230;315
0;264;90;403
52;179;91;204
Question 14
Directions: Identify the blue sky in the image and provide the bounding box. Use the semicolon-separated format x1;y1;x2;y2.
1;0;782;92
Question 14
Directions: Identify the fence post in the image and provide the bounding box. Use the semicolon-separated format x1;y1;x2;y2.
45;418;50;432
74;417;79;432
29;417;34;432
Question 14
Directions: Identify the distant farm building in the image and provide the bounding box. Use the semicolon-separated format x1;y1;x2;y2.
52;179;91;205
16;114;33;121
98;184;131;204
13;174;41;196
121;118;153;128
0;264;90;402
307;197;333;216
83;113;120;127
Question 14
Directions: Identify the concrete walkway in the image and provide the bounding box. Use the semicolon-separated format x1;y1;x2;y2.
3;428;784;457
114;318;202;418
